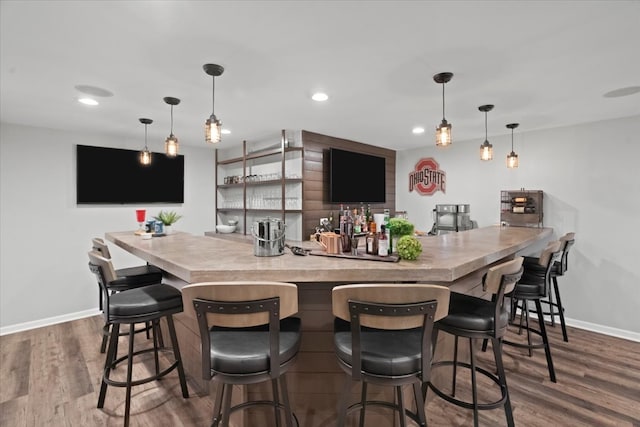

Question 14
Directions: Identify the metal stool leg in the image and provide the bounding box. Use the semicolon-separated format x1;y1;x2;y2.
165;315;188;397
271;378;282;427
553;277;569;342
469;338;479;427
279;374;295;427
124;324;136;427
211;381;225;426
412;382;427;427
492;338;514;427
336;377;351;427
359;382;368;427
396;385;407;427
535;299;556;382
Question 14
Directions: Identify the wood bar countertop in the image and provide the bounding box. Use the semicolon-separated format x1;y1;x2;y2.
106;225;552;285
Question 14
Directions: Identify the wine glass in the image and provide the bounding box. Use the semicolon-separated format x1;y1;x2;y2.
135;209;146;234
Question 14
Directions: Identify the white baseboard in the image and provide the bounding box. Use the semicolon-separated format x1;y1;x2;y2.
514;309;640;343
564;318;640;343
0;308;101;336
2;308;639;343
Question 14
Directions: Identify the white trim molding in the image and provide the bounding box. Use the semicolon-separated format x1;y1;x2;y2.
0;308;100;336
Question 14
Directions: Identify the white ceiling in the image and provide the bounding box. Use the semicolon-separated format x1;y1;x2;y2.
1;1;639;152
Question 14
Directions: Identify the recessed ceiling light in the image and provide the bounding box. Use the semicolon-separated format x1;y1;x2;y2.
74;85;114;97
312;92;328;102
603;86;640;98
78;97;99;106
221;129;231;135
412;127;425;134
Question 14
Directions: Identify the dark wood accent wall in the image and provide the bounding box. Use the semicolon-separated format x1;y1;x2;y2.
301;130;396;238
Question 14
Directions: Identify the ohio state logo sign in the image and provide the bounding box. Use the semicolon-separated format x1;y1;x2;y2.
409;157;446;195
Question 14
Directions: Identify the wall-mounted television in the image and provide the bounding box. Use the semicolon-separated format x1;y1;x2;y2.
329;148;386;203
76;145;184;204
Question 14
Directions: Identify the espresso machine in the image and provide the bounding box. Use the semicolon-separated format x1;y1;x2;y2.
429;204;475;235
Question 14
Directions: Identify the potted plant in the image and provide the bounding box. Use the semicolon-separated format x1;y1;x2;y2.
154;210;182;234
388;217;415;253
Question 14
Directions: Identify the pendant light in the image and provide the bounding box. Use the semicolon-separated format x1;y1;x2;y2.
433;72;453;147
163;97;180;157
203;63;224;144
479;104;494;161
139;118;153;166
506;123;520;169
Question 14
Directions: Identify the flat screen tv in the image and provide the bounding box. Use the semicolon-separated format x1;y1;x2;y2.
329;148;386;203
76;144;184;204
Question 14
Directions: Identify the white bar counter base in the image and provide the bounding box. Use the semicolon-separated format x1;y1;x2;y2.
106;225;551;426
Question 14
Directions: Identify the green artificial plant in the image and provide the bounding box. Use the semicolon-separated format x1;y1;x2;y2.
154;210;183;226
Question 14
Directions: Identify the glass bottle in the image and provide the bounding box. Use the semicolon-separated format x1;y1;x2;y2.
378;224;388;257
366;221;378;255
383;209;391;253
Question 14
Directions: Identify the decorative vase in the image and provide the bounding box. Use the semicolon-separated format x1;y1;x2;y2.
164;225;173;235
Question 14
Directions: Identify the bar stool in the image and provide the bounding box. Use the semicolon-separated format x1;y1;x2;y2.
181;281;301;427
504;241;562;383
332;283;450;427
427;257;523;427
88;251;189;427
523;232;575;342
91;238;164;352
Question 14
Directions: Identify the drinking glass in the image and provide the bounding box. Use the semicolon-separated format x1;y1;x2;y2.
135;209;146;233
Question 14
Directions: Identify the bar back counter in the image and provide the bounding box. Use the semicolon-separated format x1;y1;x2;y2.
106;225;551;426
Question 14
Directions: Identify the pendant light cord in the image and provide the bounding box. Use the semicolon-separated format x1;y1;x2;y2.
511;128;514;150
211;76;216;115
442;83;446;120
484;111;488;141
170;105;174;134
144;123;148;150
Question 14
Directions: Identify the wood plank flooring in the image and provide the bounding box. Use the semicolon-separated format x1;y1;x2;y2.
1;314;638;427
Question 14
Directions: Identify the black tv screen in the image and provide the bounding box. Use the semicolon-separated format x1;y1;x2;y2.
76;145;184;204
329;148;386;203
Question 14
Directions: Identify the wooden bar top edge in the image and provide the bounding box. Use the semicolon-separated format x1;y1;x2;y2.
105;226;551;285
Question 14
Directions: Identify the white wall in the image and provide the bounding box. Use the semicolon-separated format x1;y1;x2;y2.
0;123;215;330
2;117;639;338
396;115;640;336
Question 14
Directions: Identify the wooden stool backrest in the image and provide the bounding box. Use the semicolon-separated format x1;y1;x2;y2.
332;283;450;330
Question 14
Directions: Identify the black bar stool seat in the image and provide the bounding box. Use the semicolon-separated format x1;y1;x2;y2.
108;284;183;319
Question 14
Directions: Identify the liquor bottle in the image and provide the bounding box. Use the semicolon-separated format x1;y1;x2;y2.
329;211;334;230
353;208;361;234
366;221;378;255
383;208;391;253
378;224;388;257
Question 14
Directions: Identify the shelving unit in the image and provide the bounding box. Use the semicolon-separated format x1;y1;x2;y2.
215;130;304;241
500;190;543;227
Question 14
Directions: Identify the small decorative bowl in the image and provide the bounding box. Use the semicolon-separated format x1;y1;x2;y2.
216;224;236;234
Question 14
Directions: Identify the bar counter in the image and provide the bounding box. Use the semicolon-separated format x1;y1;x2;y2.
106;225;551;285
106;225;551;426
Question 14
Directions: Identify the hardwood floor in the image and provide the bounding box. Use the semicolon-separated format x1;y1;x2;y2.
1;314;638;427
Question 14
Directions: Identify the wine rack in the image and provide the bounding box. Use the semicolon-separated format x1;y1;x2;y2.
500;190;543;227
